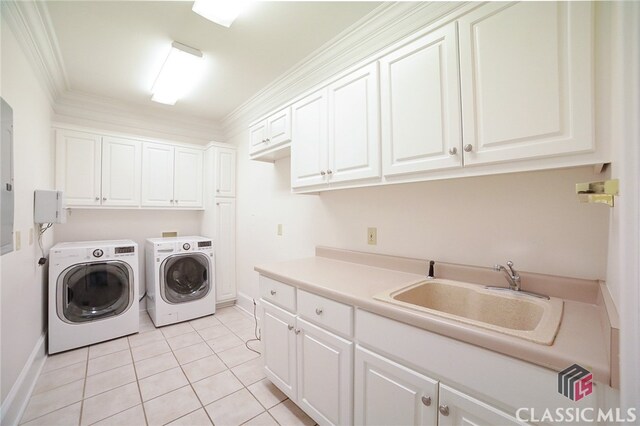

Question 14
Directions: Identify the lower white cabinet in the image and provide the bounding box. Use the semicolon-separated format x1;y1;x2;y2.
215;198;236;302
263;301;297;399
438;384;521;426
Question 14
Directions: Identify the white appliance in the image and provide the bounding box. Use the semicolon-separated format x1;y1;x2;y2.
48;240;139;354
146;236;215;326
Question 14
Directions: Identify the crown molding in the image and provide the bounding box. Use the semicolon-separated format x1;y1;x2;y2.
220;1;464;140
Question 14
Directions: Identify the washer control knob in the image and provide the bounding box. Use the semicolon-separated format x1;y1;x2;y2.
93;249;104;258
183;243;191;251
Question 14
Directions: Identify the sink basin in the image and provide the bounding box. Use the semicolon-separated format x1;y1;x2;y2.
374;279;563;345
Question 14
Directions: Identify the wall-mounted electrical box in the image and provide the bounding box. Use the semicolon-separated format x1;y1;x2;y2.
34;190;66;224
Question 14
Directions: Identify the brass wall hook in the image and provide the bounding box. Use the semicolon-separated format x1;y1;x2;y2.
576;179;619;207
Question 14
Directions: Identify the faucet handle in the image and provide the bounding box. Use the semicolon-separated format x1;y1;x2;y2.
506;260;518;277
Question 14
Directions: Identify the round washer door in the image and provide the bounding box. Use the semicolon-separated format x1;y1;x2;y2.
160;253;210;304
57;261;134;323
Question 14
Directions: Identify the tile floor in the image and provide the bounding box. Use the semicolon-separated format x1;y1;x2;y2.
20;306;316;426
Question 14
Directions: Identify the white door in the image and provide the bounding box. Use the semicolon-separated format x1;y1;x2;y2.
215;198;236;302
354;346;439;426
296;317;353;426
249;120;268;155
174;147;203;208
141;143;174;207
262;301;297;400
380;22;462;177
55;130;102;206
291;89;328;189
438;384;522;426
216;148;236;197
266;107;292;148
458;2;593;165
101;136;141;207
327;63;381;184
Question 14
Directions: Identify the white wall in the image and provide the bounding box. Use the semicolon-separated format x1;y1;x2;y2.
0;25;54;403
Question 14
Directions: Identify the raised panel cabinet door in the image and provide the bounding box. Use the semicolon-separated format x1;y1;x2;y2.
291;89;328;188
174;147;203;208
141;143;174;207
327;63;381;184
266;107;292;148
296;317;353;426
354;346;439;426
216;147;236;197
262;300;297;400
458;2;593;165
215;198;236;302
249;120;268;155
380;22;462;177
438;384;523;426
55;130;102;206
101;136;141;207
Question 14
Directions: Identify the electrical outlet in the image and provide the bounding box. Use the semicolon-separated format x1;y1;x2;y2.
162;231;178;238
277;224;283;236
15;231;21;250
29;228;34;246
367;227;377;245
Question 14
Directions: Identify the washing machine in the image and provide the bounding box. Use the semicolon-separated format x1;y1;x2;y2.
146;236;215;327
48;240;139;354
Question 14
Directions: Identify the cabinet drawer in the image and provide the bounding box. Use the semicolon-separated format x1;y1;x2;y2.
297;289;353;337
259;275;296;312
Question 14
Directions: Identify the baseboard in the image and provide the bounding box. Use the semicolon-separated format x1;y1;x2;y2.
1;333;47;426
235;292;258;318
216;299;236;309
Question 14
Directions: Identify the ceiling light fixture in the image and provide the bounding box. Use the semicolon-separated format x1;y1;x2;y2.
151;41;204;105
192;0;252;28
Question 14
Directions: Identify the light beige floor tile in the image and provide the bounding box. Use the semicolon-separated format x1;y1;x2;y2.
217;345;260;368
192;370;244;405
215;309;248;324
189;315;221;331
235;327;260;343
173;342;213;365
89;337;130;359
139;367;189;401
134;352;179;379
131;340;170;362
21;379;84;423
92;404;146;426
87;349;132;376
20;401;81;426
143;386;201;426
204;389;264;426
139;316;156;334
160;322;195;338
248;379;287;409
206;333;244;353
269;400;315;426
196;324;232;341
128;330;164;348
243;412;279;426
182;354;227;383
42;348;88;373
166;408;212;426
224;318;255;333
231;357;266;386
84;364;137;398
81;382;141;425
33;361;86;395
166;331;204;351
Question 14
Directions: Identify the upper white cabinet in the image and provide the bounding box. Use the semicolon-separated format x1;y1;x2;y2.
101;136;141;207
249;107;292;161
291;89;328;188
174;147;204;208
380;22;462;177
215;147;236;198
56;130;102;206
458;2;593;165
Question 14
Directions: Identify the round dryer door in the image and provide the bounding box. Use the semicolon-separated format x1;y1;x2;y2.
161;253;211;304
57;261;134;323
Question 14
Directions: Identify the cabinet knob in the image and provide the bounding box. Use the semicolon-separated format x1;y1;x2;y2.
170;200;174;203
262;139;266;143
175;200;179;204
448;147;457;155
216;202;220;206
439;405;449;416
327;169;333;175
320;170;326;176
294;329;301;335
463;144;473;153
270;290;276;296
95;197;100;201
102;197;107;201
266;138;270;143
216;189;220;193
421;396;431;406
288;325;294;331
315;308;323;315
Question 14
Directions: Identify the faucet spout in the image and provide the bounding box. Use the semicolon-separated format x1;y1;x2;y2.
493;261;521;291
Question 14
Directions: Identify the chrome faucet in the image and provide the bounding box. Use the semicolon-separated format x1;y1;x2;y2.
485;261;550;299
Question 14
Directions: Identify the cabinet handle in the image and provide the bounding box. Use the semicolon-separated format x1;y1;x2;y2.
448;147;457;155
320;170;326;176
315;308;323;315
463;144;473;153
421;396;431;406
294;329;301;335
438;405;449;416
270;290;276;296
288;325;294;331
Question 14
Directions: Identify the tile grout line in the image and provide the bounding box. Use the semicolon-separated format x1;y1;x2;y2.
78;348;90;426
128;332;151;426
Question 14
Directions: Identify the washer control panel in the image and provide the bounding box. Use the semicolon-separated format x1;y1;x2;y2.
92;249;104;258
182;243;191;251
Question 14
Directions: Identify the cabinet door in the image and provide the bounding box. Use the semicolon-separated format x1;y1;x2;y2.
262;301;297;400
458;2;593;165
215;148;236;198
249;120;268;155
297;317;353;426
380;22;462;177
55;130;102;206
215;198;236;302
327;63;381;184
438;384;522;426
141;143;174;207
101;136;141;207
266;107;292;147
354;346;439;426
291;89;328;188
174;147;203;208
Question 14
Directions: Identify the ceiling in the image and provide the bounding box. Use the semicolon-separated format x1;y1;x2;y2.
46;1;382;123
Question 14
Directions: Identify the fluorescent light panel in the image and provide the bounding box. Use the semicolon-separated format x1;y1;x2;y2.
192;0;251;28
151;42;203;105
